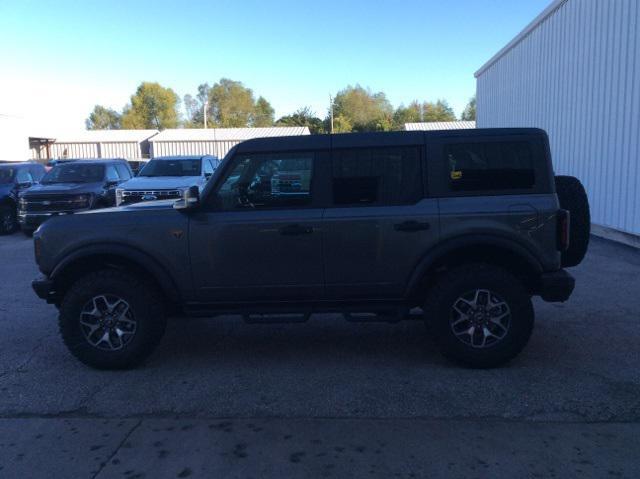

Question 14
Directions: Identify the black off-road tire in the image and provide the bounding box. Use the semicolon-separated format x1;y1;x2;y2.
555;175;590;267
424;263;534;369
0;204;18;235
59;269;167;369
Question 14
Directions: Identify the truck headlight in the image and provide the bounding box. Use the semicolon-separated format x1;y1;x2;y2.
116;188;124;206
71;194;91;209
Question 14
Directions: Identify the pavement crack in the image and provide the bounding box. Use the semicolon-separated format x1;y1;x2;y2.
0;333;49;380
92;419;142;479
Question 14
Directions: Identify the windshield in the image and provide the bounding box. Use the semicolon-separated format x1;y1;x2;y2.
139;159;202;177
0;168;15;184
42;163;105;184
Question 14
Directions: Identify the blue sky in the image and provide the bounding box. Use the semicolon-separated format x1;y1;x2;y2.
0;0;550;131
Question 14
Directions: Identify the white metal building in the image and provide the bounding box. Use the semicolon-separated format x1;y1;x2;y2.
47;130;159;159
149;127;311;158
404;121;475;131
475;0;640;242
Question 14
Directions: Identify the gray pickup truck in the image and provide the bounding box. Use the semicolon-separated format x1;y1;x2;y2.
31;129;590;369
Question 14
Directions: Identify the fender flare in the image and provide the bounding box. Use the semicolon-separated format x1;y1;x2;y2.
50;243;181;301
404;233;544;297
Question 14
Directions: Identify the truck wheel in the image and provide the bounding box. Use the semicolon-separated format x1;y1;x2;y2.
555;175;590;267
0;204;17;235
424;263;534;368
58;270;167;369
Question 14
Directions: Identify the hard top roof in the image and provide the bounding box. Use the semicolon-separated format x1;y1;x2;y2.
235;128;547;153
152;155;217;160
51;158;128;164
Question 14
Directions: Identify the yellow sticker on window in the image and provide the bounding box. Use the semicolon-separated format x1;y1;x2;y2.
451;170;462;180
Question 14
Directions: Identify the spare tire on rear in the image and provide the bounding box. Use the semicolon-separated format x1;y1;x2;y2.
555;175;590;267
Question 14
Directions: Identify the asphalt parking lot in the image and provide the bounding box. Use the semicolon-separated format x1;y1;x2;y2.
0;233;639;478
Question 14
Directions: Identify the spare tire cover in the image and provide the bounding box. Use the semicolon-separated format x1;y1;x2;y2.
555;175;590;267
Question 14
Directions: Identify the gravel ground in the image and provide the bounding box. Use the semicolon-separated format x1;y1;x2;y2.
0;233;638;478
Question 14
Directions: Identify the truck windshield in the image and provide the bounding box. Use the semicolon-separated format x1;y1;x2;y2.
41;164;105;184
0;168;15;184
139;159;201;177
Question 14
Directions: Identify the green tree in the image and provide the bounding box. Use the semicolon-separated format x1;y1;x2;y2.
461;95;476;121
85;105;121;130
208;78;256;127
422;99;456;122
121;82;179;130
330;85;393;132
276;106;325;134
184;83;211;127
253;96;275;127
392;101;422;130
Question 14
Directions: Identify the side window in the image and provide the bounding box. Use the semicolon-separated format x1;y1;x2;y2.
106;165;120;182
446;141;535;192
331;147;422;206
30;166;45;181
16;169;34;184
216;152;314;210
203;159;214;176
115;164;131;180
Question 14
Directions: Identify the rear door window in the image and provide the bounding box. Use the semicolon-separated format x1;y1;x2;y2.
446;141;535;192
331;146;422;206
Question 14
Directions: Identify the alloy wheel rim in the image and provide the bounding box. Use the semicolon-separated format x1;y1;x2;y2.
79;295;137;351
449;289;511;348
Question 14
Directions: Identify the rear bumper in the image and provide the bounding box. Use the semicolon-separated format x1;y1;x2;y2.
538;269;575;302
32;275;57;303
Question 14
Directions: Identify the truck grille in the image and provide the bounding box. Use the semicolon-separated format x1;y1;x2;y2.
121;189;182;205
21;195;87;213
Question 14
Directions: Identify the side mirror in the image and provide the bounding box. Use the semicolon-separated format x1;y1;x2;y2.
105;180;119;188
205;172;213;180
18;181;33;189
174;185;200;210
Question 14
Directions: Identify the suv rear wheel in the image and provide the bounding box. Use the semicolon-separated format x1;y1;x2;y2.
59;269;167;369
424;263;534;368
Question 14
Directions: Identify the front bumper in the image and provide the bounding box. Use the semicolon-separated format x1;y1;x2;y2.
32;275;57;303
18;212;52;229
18;209;89;229
538;269;575;302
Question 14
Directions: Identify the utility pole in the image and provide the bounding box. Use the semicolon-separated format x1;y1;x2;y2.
203;100;208;129
329;94;334;134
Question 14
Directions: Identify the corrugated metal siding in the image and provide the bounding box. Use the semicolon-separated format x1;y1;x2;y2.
50;142;99;158
476;0;640;236
100;142;141;159
48;142;142;159
150;140;240;158
405;121;476;131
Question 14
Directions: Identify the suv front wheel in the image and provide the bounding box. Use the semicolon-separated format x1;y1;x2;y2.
424;263;534;368
59;270;167;369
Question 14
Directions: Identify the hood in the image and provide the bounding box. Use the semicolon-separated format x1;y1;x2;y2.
79;199;176;215
22;182;102;196
120;176;202;190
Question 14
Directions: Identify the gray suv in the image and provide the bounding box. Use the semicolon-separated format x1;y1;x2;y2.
31;129;590;369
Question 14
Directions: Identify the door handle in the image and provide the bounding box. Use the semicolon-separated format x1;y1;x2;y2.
394;220;431;232
279;224;314;236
